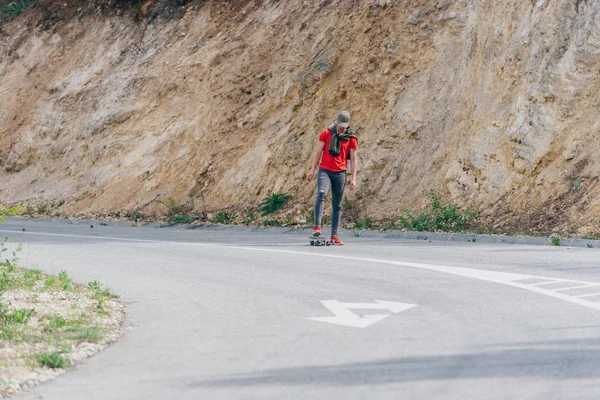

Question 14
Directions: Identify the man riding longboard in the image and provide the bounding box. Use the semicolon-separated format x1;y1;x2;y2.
307;111;358;245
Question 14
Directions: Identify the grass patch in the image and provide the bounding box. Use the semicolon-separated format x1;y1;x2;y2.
35;352;70;369
0;209;123;395
46;316;68;332
70;326;101;342
43;276;57;290
550;236;561;246
0;303;33;342
3;308;34;325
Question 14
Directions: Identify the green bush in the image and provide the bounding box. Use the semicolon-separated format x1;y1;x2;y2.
0;205;24;222
126;211;142;221
212;212;237;224
0;0;36;22
399;190;478;232
258;193;291;216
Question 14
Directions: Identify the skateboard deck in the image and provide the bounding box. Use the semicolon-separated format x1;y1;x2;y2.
309;236;330;246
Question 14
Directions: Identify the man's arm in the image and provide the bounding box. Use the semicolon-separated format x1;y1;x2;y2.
349;148;357;190
307;140;325;182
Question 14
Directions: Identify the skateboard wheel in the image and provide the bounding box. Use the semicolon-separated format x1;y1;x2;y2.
310;240;314;246
326;241;330;246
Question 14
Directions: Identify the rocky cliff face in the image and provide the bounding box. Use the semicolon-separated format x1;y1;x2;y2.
1;0;599;234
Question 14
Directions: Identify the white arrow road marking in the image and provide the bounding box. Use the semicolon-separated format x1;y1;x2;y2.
307;300;418;328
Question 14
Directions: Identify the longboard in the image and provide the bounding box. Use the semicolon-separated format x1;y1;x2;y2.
309;236;330;246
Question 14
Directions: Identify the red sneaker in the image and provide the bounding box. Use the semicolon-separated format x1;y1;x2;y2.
312;226;322;236
330;236;343;245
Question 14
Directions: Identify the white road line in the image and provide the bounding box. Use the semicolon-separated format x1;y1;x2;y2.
554;284;600;292
575;293;600;298
2;229;600;312
530;281;562;286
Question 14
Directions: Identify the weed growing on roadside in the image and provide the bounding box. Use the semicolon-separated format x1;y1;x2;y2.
3;309;34;325
0;205;24;222
173;215;196;224
58;271;73;291
582;234;600;241
258;193;291;216
70;327;101;342
88;281;118;300
35;352;70;369
242;212;257;225
0;238;22;276
212;212;237;224
43;276;57;290
399;190;478;232
160;198;196;224
161;198;183;221
263;219;279;227
126;211;142;222
353;217;373;230
0;304;33;342
46;316;68;332
551;236;561;246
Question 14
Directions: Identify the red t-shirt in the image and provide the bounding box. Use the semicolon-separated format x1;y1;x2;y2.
318;128;358;172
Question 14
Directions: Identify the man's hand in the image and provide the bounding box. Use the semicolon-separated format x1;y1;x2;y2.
350;178;357;190
307;170;315;182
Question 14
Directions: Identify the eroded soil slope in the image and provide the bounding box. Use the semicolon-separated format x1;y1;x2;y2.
1;0;599;234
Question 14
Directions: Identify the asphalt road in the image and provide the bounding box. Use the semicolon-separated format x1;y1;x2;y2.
2;218;600;400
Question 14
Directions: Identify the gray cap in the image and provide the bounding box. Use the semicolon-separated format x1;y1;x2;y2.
336;111;350;128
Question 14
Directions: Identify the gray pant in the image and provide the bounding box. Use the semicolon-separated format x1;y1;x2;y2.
314;169;346;237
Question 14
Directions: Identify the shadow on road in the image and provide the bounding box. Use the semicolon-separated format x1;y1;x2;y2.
190;338;600;387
